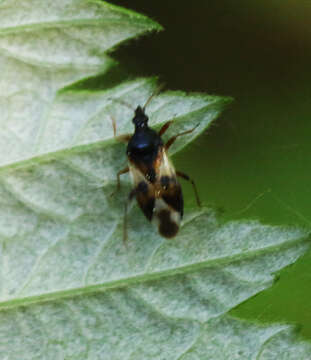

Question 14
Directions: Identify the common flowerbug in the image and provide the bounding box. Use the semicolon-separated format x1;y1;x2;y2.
111;88;201;242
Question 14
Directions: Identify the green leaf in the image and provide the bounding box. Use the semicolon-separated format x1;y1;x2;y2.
0;0;162;167
0;0;310;359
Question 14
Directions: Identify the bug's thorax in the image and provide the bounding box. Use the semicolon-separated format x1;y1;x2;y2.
126;106;163;182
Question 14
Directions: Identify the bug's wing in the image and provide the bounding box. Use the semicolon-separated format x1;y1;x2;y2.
128;148;183;238
129;164;155;221
153;149;183;238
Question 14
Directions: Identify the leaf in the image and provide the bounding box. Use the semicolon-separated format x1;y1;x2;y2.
0;0;162;167
0;0;310;359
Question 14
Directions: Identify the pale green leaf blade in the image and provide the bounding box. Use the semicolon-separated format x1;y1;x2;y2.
0;0;161;167
0;282;310;359
180;316;311;360
0;1;310;359
35;77;230;163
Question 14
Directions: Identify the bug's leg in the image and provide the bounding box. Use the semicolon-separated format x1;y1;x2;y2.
110;166;129;197
110;115;131;143
116;166;129;190
123;188;137;244
158;120;173;136
165;124;199;151
176;170;201;207
111;115;117;137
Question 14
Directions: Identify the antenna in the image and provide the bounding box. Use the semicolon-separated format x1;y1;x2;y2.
109;98;135;111
143;83;165;111
109;82;166;112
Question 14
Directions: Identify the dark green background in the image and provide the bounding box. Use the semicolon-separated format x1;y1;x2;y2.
105;0;311;339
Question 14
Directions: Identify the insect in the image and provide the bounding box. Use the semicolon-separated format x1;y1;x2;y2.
111;89;201;242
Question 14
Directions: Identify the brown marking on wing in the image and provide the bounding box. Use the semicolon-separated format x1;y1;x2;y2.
157;209;179;238
135;180;155;221
162;185;183;218
154;175;184;218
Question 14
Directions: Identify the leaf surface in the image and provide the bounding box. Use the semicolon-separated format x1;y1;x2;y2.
0;0;310;359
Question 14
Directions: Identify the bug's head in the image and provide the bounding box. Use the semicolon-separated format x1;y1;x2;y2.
132;106;149;129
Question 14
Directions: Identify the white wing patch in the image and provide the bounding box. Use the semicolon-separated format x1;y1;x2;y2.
153;197;181;224
158;148;176;178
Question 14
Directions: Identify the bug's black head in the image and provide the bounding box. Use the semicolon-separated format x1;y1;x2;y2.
132;106;148;129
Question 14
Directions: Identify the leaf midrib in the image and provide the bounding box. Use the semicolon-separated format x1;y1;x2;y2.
0;225;307;312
